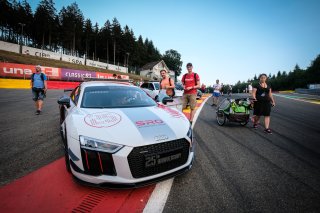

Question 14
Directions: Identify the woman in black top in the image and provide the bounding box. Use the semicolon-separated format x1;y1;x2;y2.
252;74;276;134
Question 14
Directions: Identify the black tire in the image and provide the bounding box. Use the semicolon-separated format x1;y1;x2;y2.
240;120;249;126
63;127;71;173
216;110;226;126
59;107;65;125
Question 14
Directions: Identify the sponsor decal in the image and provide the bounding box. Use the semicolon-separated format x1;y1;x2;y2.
145;151;182;168
84;112;121;128
157;104;186;119
135;119;164;128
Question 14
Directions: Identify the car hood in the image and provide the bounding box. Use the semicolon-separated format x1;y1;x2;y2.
67;105;190;147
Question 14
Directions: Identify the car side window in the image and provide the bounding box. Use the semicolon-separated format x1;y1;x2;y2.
141;83;149;89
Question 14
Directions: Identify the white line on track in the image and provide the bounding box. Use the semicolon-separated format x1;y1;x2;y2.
143;96;210;213
273;94;320;104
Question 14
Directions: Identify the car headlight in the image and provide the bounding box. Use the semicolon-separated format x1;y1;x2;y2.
79;136;124;153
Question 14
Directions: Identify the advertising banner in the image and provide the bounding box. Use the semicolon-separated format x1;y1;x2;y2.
61;68;96;81
0;41;20;53
96;72;129;80
108;64;127;73
61;54;85;65
86;59;108;69
22;46;61;60
0;62;61;80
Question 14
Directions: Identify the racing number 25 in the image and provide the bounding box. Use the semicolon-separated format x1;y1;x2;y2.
145;155;158;167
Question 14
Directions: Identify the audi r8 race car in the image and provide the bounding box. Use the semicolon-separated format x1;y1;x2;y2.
58;80;194;188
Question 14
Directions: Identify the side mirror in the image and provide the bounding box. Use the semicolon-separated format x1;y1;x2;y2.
155;95;159;102
162;97;173;105
58;96;70;108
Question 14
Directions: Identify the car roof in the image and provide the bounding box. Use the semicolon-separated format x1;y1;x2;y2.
80;81;134;89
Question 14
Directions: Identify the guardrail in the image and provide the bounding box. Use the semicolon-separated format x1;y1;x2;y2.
295;88;320;96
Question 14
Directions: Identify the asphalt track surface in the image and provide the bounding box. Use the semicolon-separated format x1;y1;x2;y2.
1;89;320;212
164;94;320;212
0;89;64;186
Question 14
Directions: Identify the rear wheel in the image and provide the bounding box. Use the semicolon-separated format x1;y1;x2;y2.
240;120;249;126
216;110;226;126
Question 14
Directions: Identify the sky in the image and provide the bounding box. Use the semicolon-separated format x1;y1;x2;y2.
28;0;320;86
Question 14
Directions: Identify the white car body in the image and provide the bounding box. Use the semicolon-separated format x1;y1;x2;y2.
59;81;194;188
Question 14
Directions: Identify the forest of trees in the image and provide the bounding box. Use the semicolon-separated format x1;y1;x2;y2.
231;54;320;92
0;0;183;75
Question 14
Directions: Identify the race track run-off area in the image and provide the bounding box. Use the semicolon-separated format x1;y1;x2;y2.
1;89;320;212
0;88;208;213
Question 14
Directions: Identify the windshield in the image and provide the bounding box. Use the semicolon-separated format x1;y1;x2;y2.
154;82;160;90
175;82;183;90
81;86;157;108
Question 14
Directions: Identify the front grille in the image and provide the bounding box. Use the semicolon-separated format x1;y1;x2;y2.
80;149;117;176
128;139;190;178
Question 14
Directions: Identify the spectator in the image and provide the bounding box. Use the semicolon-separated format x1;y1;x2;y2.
160;69;175;97
211;79;221;106
252;73;276;134
30;65;47;115
227;85;232;96
221;83;224;96
181;63;200;124
201;83;206;93
248;83;253;95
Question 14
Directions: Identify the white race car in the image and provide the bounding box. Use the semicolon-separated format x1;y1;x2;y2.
58;80;194;188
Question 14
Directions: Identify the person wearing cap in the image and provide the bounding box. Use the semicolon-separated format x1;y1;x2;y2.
181;63;200;124
160;69;175;97
30;65;47;115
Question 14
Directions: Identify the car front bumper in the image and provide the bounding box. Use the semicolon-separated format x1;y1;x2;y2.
68;136;194;188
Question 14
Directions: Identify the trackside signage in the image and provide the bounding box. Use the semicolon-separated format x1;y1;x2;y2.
61;68;96;81
22;46;61;60
0;41;128;72
96;72;129;80
0;62;129;81
0;62;61;80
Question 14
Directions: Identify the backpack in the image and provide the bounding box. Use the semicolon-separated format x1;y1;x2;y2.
31;73;45;82
160;77;175;97
182;73;197;86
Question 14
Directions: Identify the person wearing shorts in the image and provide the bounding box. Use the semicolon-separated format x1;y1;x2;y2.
212;79;221;106
181;63;200;124
30;65;47;115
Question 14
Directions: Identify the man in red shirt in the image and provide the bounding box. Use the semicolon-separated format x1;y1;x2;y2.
181;63;200;124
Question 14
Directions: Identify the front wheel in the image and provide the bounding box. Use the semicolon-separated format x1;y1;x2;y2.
63;128;71;173
216;110;226;126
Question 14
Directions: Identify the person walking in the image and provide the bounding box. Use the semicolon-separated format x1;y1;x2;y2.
181;63;200;124
211;79;221;106
248;83;253;95
252;73;276;134
159;69;175;97
30;65;47;115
